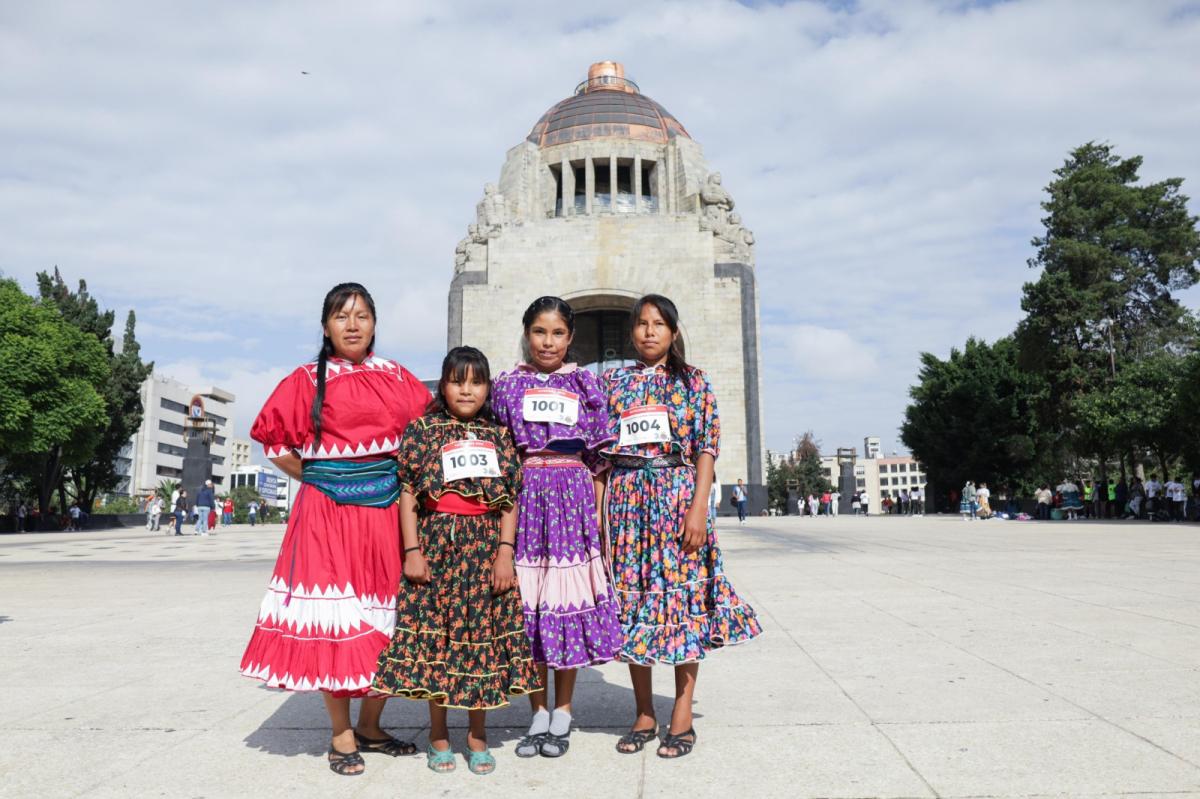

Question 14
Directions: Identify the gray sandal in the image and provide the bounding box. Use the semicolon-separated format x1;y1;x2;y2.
515;732;547;758
540;730;570;757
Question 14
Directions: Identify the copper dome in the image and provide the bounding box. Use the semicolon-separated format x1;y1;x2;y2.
527;62;690;148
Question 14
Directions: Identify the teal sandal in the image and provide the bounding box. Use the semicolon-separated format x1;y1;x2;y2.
426;743;456;773
467;747;496;775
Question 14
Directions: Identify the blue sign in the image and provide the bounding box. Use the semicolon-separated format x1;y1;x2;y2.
256;471;280;501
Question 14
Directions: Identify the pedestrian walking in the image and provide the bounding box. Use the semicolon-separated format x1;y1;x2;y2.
16;501;26;533
601;295;761;760
147;495;163;531
371;346;536;776
195;480;215;535
960;481;977;520
830;489;840;517
222;497;234;527
247;499;259;526
732;479;748;524
709;476;721;525
491;297;622;759
976;482;992;519
808;493;819;517
859;489;870;517
851;491;861;515
173;489;187;535
239;282;431;777
1034;484;1052;520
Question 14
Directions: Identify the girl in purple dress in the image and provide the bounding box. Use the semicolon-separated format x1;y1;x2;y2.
492;297;623;758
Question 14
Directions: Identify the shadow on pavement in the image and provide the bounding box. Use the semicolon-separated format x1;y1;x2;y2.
242;665;695;757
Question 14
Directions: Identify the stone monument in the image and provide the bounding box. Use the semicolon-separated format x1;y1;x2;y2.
448;61;766;511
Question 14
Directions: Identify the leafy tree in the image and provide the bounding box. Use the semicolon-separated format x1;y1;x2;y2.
1170;351;1200;474
0;279;110;512
1015;142;1200;465
156;479;181;501
766;431;832;513
37;269;154;510
901;336;1051;497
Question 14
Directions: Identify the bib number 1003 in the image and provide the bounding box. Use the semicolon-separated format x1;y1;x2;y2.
442;440;501;481
618;405;671;446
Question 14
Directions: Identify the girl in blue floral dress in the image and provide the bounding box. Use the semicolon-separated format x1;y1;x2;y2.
602;294;761;759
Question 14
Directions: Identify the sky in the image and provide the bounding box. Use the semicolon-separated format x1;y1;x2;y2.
3;0;1199;465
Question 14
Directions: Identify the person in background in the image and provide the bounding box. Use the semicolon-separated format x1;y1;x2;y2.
709;476;721;526
851;491;861;515
147;495;163;532
975;482;992;520
1034;484;1052;521
731;479;748;524
16;501;26;533
248;499;259;527
1144;474;1161;519
195;480;215;536
222;496;234;527
820;489;831;515
808;493;818;517
830;489;841;517
1057;477;1083;520
174;489;187;535
859;489;871;517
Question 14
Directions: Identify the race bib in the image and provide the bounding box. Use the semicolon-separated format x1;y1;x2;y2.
618;405;671;446
441;440;501;481
521;387;580;426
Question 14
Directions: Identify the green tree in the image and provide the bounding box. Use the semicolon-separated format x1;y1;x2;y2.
1015;142;1200;466
156;479;181;502
766;431;832;513
229;485;264;523
901;336;1051;496
37;269;154;510
0;279;110;513
1169;350;1200;474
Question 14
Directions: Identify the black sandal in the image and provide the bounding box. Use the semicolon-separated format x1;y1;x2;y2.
327;747;365;776
540;730;570;757
354;731;418;757
515;732;547;758
656;727;696;759
615;727;658;754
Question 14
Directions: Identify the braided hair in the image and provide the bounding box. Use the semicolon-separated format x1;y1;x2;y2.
312;282;376;449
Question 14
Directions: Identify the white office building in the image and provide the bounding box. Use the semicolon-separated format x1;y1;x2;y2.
120;374;236;497
820;437;926;513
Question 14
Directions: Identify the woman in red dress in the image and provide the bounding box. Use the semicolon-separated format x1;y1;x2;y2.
240;283;431;776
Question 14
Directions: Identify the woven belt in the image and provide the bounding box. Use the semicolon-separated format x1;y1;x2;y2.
301;459;399;507
609;453;686;470
522;453;587;468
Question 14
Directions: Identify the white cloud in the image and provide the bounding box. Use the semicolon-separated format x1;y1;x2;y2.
3;0;1198;460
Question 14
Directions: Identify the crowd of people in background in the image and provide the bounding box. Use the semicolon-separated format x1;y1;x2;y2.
958;474;1200;522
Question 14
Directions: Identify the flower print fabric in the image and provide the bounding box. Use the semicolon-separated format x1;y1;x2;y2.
492;364;623;668
371;412;539;709
602;363;762;664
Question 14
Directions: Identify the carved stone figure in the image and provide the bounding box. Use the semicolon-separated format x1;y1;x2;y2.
454;223;489;273
714;211;755;263
476;183;508;238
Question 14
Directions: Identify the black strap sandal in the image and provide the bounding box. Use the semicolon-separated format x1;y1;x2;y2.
615;727;658;754
327;747;365;776
540;730;570;758
656;727;696;759
515;732;547;758
354;731;418;757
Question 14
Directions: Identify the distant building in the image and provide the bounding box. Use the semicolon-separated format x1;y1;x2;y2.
229;438;253;471
819;437;926;512
229;465;285;508
121;375;236;497
863;436;881;460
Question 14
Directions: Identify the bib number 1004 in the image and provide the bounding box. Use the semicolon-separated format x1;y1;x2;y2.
618;405;671;446
442;440;501;481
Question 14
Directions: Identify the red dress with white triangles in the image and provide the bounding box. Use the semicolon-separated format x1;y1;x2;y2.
239;354;431;696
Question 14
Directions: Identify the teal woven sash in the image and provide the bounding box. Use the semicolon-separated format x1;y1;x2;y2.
302;459;399;508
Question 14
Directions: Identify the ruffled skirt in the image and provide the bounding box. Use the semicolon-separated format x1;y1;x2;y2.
515;463;622;668
607;464;762;665
239;484;399;697
372;510;538;709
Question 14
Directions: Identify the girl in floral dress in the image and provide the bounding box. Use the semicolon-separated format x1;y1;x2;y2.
492;297;623;759
603;294;762;759
372;346;538;775
241;283;431;776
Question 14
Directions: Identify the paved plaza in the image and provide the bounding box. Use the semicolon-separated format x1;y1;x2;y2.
2;515;1199;798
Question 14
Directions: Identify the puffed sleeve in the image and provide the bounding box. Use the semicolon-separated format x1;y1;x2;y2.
395;417;425;498
578;369;614;474
250;367;314;459
688;368;720;462
495;426;522;509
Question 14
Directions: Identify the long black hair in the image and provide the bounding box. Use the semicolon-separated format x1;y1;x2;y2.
312;282;377;449
426;346;495;421
630;293;689;381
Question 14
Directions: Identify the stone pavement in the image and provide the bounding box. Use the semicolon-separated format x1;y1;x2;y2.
2;515;1199;798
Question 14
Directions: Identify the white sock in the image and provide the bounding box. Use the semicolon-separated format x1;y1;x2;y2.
528;708;550;736
549;708;572;736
